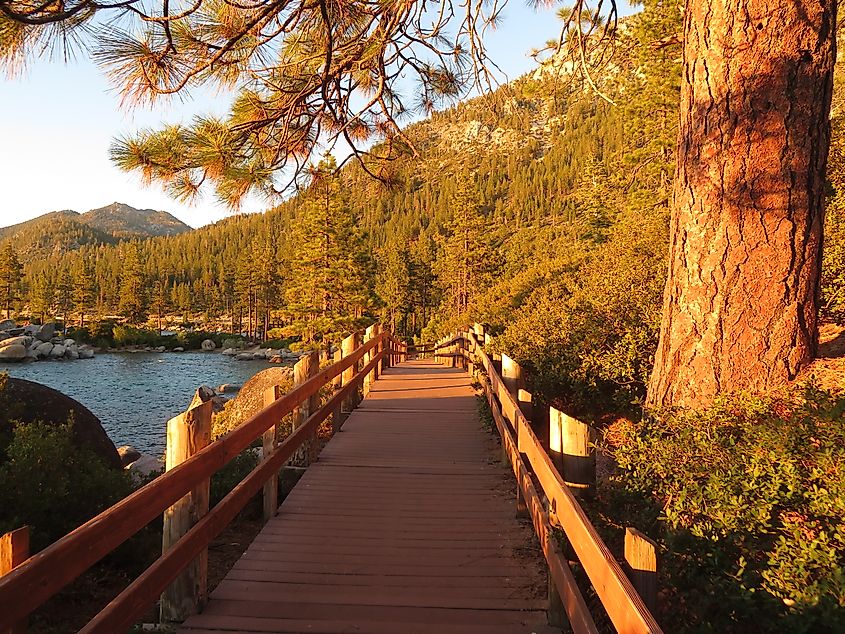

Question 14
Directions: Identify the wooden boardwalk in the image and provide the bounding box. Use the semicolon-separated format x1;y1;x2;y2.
181;359;557;634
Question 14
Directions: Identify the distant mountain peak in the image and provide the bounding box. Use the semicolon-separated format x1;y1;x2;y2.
80;203;192;238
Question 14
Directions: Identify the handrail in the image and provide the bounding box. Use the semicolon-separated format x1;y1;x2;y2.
0;328;396;631
456;329;663;634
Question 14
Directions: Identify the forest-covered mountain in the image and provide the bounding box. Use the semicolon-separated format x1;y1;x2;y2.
0;203;191;261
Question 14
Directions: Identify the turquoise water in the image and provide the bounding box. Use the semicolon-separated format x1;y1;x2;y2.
0;352;275;456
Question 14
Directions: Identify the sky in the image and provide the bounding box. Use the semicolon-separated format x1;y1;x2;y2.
0;2;635;229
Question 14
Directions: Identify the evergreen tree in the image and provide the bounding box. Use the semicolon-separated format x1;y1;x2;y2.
283;157;371;345
30;274;54;324
0;244;23;319
55;269;73;333
434;178;498;322
118;243;148;325
72;258;96;330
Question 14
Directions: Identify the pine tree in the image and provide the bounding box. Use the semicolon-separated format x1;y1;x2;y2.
118;243;148;325
0;244;23;319
284;156;371;346
55;269;73;333
435;178;498;322
72;258;96;330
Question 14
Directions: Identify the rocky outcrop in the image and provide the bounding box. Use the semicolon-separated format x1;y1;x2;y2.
0;319;16;331
0;344;26;361
212;367;294;438
0;377;121;468
36;323;56;342
0;333;95;363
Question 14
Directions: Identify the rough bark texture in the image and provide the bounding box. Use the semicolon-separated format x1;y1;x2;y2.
647;0;837;408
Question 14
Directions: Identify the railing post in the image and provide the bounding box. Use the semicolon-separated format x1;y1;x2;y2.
549;406;595;497
363;324;376;397
262;385;282;522
292;351;319;467
501;353;522;398
161;389;213;623
1;526;29;634
625;528;658;614
374;324;382;380
341;332;359;414
332;347;344;434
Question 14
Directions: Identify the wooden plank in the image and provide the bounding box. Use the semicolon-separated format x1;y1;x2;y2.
180;359;553;634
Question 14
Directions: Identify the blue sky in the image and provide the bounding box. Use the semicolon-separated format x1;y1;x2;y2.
0;2;635;229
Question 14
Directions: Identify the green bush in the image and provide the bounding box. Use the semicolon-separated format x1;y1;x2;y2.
605;387;845;632
112;325;162;347
210;450;260;507
175;330;224;350
0;422;132;551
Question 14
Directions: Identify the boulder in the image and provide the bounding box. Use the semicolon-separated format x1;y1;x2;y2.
212;367;294;437
172;347;184;352
24;324;40;336
0;344;26;361
36;323;56;342
34;341;54;358
269;355;284;363
0;377;122;468
217;384;242;394
25;347;38;360
78;346;95;360
221;348;236;356
0;319;15;331
50;344;66;358
0;336;30;349
63;338;76;347
201;339;217;351
126;454;164;483
66;347;80;360
236;352;253;361
117;445;142;467
155;346;166;353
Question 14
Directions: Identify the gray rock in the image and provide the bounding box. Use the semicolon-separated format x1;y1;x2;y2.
1;377;122;468
78;346;95;359
154;346;166;353
172;346;185;352
0;336;30;349
34;341;54;358
63;338;76;347
37;323;56;342
24;324;40;336
126;454;164;483
66;347;79;360
49;344;66;358
236;352;254;361
117;445;141;467
201;339;217;351
221;348;236;356
211;395;228;413
0;319;15;331
217;384;242;394
0;344;28;361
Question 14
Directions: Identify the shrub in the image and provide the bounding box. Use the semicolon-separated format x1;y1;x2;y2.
0;422;132;551
605;387;845;632
210;450;260;507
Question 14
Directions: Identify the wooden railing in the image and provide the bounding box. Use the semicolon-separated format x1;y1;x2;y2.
0;325;408;633
436;326;663;634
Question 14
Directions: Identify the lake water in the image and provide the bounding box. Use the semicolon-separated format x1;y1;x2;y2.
0;352;275;456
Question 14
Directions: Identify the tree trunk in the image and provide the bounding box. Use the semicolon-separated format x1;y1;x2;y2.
647;0;836;408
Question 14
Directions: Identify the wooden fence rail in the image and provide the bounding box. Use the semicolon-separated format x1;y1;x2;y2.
0;327;407;633
435;327;663;634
